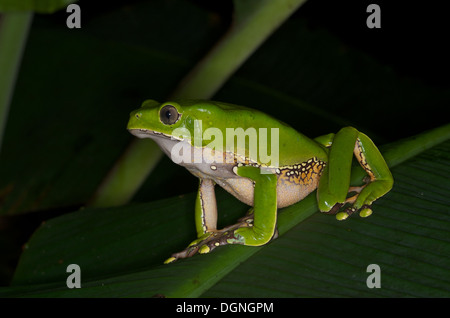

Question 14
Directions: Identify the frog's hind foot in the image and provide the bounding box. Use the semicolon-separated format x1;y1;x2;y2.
164;216;254;264
324;183;374;221
329;203;372;221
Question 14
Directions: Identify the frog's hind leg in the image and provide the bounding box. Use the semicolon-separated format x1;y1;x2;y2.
164;178;219;263
317;127;393;220
346;132;394;219
165;168;278;263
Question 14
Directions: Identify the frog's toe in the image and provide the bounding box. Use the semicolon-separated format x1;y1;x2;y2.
336;211;350;221
198;245;211;254
358;205;373;217
334;204;373;221
166;244;201;263
163;256;177;264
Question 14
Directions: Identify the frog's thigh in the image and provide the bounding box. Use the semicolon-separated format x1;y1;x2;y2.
317;127;358;212
232;166;278;246
352;132;393;209
195;178;217;237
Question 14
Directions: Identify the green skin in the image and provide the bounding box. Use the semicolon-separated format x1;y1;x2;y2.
128;100;393;263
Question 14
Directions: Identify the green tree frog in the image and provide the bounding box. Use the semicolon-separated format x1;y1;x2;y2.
127;100;393;263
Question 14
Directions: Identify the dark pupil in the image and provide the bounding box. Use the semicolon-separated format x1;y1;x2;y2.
165;110;172;119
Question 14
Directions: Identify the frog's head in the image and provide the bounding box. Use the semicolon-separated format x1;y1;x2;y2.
127;99;203;142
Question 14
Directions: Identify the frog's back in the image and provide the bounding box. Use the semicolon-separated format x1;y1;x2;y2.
180;100;328;166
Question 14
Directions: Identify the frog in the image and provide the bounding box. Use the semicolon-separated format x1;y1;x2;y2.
127;99;393;263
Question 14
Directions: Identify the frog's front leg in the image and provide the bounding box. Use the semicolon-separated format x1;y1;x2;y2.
317;127;394;220
229;166;278;246
194;166;278;248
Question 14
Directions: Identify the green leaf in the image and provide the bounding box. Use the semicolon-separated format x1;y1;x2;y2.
2;130;449;297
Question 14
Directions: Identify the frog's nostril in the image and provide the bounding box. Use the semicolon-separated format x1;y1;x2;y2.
135;112;142;119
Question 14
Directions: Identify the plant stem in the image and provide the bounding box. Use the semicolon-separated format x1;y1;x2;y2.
171;0;308;99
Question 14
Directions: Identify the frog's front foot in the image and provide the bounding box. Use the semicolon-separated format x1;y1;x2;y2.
164;215;255;264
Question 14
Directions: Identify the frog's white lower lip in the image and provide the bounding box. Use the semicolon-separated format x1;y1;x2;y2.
128;128;161;138
128;129;176;140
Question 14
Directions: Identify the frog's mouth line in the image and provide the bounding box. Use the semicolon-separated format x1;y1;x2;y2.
128;129;183;141
129;128;285;171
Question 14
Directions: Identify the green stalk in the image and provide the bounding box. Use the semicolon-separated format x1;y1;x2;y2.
89;0;308;207
87;139;164;207
382;123;450;167
348;123;450;184
0;12;33;154
171;0;309;99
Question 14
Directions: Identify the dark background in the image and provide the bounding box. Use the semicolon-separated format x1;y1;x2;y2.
0;0;449;285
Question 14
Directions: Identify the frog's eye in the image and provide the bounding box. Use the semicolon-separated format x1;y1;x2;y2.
159;105;180;125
